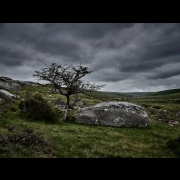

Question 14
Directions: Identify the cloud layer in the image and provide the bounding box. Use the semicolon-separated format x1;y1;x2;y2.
0;23;180;92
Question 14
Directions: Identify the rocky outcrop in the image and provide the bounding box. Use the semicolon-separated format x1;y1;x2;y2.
0;89;16;101
74;101;150;127
0;77;21;91
18;81;40;86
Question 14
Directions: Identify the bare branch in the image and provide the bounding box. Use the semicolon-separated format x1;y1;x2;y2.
33;63;106;108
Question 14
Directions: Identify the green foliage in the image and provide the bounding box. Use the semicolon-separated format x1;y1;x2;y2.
85;91;131;99
147;89;180;96
166;136;180;155
66;110;77;122
10;106;18;112
1;83;180;157
18;94;63;123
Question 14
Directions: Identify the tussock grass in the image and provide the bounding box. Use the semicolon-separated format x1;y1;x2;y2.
1;84;180;158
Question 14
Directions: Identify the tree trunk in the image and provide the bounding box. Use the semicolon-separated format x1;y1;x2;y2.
66;95;70;109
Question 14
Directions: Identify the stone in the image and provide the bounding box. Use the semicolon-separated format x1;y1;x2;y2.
149;107;156;115
176;112;180;117
0;89;16;101
51;88;60;94
73;106;81;110
54;104;68;110
157;109;168;119
19;81;39;86
75;101;84;108
168;121;179;126
0;79;21;91
13;94;21;99
74;101;150;127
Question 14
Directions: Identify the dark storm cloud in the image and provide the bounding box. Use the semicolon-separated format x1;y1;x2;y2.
0;23;180;92
43;23;134;39
0;45;30;66
0;23;5;29
118;60;164;73
147;66;180;80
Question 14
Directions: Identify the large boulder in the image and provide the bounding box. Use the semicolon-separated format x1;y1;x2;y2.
74;101;150;127
0;77;21;91
0;89;16;101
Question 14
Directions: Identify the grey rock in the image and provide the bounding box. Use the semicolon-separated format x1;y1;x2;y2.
50;88;60;94
176;112;180;117
168;121;179;126
157;109;168;119
54;104;68;110
73;106;81;110
149;107;156;114
0;89;16;101
13;94;21;99
75;101;84;108
0;77;21;91
74;101;150;127
19;81;39;86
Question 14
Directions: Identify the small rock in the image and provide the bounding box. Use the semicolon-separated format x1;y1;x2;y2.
169;121;179;126
75;101;84;108
176;112;180;117
0;89;16;101
13;94;21;99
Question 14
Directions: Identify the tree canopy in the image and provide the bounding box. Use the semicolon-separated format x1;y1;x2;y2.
33;63;106;108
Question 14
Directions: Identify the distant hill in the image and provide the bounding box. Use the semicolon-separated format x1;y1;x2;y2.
86;89;180;99
89;89;180;98
146;88;180;96
121;92;153;96
85;91;132;99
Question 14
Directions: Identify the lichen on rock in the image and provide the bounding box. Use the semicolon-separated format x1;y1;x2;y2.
74;101;150;127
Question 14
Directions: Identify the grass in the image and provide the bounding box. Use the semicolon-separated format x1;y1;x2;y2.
0;84;180;158
146;88;180;96
1;112;180;158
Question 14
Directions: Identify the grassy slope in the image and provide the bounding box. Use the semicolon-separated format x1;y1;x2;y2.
146;88;180;96
0;84;180;158
1;110;180;158
85;91;132;99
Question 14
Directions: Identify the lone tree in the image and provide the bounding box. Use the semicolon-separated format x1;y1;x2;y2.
33;63;106;108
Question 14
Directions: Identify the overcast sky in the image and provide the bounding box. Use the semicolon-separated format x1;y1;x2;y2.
0;23;180;92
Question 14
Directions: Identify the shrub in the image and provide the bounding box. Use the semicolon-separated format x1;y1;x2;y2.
166;136;180;156
66;114;76;122
66;110;78;122
19;94;63;123
10;106;18;112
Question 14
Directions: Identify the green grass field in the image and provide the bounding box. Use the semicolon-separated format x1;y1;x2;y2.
0;84;180;158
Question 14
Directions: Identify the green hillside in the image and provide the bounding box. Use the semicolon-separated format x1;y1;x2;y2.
85;91;132;100
121;92;153;96
0;84;180;158
146;88;180;96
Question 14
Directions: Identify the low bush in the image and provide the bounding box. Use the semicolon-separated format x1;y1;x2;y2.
166;136;180;155
19;94;63;123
